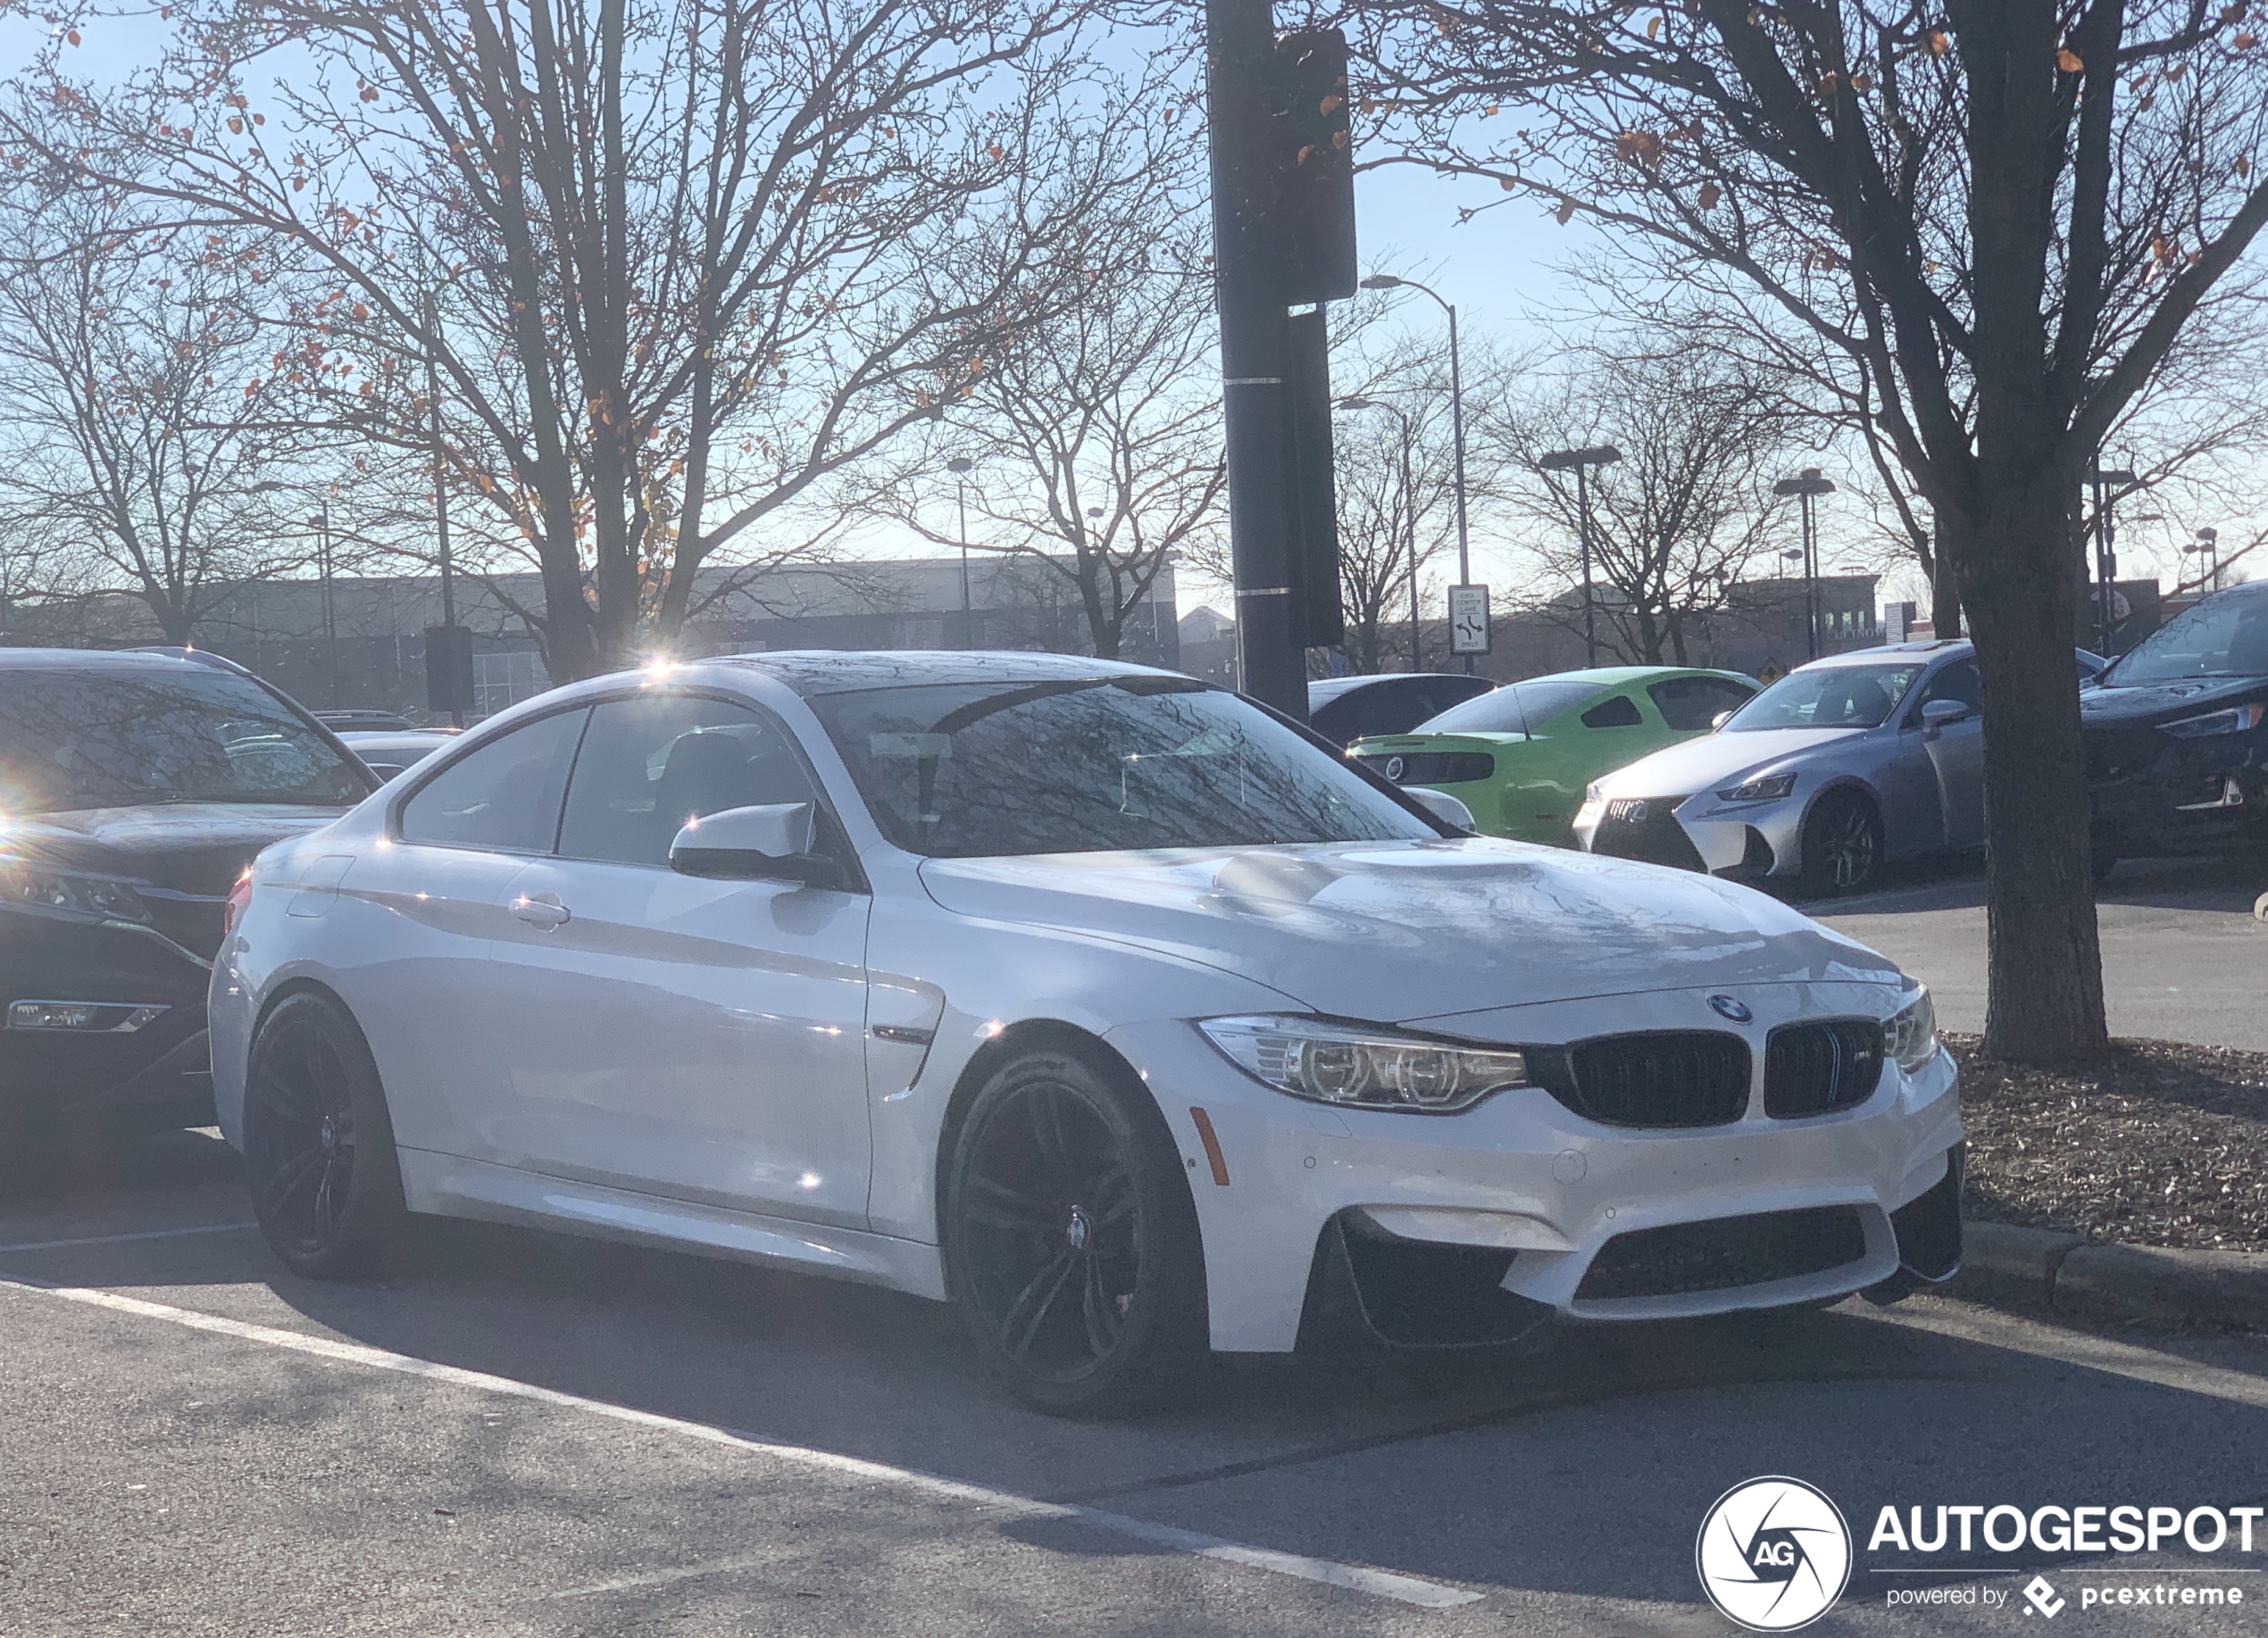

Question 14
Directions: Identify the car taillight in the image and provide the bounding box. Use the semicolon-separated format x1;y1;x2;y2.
222;869;255;938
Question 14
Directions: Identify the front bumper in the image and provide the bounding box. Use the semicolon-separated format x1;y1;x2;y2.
2087;727;2268;858
1574;792;1803;879
0;910;216;1127
1107;980;1962;1353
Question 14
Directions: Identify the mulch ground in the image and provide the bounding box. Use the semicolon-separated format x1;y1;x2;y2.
1952;1034;2268;1252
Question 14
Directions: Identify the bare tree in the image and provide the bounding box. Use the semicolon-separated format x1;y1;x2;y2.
13;0;1138;678
1349;0;2268;1062
873;87;1224;659
1497;340;1799;664
0;182;310;644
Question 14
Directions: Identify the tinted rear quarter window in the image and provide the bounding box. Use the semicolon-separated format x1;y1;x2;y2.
398;708;588;853
1579;694;1645;728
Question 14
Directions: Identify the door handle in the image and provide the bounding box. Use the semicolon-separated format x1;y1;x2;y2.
510;891;571;930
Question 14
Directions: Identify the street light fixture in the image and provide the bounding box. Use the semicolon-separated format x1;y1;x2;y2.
1339;396;1422;671
946;457;975;650
1538;445;1622;666
1359;273;1476;674
2189;526;2222;594
1772;467;1838;661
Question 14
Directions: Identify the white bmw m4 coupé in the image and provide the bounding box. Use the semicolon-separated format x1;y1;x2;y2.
211;652;1960;1414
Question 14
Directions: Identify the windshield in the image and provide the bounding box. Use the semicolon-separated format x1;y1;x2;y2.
810;677;1438;857
0;666;366;813
1724;662;1927;731
1415;678;1610;736
2103;589;2268;686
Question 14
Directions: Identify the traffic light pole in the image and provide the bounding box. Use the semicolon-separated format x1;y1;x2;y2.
1206;0;1307;720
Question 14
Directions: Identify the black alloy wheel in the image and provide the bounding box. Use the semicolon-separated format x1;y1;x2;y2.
243;992;408;1279
1801;790;1882;897
945;1044;1205;1416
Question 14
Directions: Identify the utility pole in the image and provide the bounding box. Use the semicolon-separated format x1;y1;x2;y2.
1539;445;1621;667
1206;0;1305;718
948;457;974;648
311;508;337;707
427;289;465;728
2086;463;2137;654
1774;467;1837;661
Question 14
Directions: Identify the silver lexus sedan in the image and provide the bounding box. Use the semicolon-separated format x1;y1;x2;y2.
1572;640;2101;896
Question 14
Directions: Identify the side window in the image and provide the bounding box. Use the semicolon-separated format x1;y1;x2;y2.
397;708;587;853
558;693;821;868
1905;660;1980;725
1648;676;1756;731
1580;693;1644;729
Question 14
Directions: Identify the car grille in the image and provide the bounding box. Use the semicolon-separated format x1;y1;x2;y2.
1355;751;1495;786
1764;1020;1885;1118
1530;1030;1752;1127
1589;796;1705;871
1575;1205;1870;1301
2084;724;2163;782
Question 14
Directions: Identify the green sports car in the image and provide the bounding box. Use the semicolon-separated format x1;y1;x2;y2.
1347;666;1758;845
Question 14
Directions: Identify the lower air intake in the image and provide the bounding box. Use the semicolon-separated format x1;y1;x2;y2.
1575;1205;1870;1301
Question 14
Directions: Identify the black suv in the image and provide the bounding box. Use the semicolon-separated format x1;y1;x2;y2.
1;649;376;1134
2083;580;2268;868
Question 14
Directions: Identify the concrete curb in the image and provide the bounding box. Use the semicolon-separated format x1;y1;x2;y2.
1947;1220;2268;1330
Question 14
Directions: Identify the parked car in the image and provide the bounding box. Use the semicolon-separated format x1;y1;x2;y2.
315;709;419;734
1347;667;1757;845
1305;670;1495;745
337;728;459;782
1572;640;2102;896
213;650;1960;1415
2084;579;2268;869
0;648;376;1135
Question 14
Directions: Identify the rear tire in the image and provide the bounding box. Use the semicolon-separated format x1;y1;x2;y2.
1800;790;1882;897
943;1042;1208;1417
242;992;409;1279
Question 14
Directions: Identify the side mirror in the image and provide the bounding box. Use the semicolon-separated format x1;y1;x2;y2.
1919;699;1970;730
1405;786;1477;832
669;802;837;886
1710;710;1734;731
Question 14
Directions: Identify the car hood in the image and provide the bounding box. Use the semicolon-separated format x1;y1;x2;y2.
0;803;346;895
2080;675;2268;728
1589;728;1862;800
917;837;1898;1021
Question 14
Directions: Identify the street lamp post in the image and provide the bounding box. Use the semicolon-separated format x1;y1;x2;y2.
946;457;975;649
1359;274;1473;674
2189;527;2221;594
307;509;337;706
1538;445;1622;666
1772;468;1838;661
2086;463;2138;654
1339;397;1421;670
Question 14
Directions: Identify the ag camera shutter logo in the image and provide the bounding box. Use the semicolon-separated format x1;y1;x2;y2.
1696;1476;1853;1631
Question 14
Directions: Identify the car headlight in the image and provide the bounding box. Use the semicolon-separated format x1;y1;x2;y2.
0;860;152;923
2161;703;2266;738
1716;772;1797;802
1198;1015;1530;1113
1883;986;1938;1073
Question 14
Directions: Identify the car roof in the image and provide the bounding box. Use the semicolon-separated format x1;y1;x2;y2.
1797;639;1969;669
1306;670;1485;703
0;645;242;674
1511;665;1748;687
707;649;1173;697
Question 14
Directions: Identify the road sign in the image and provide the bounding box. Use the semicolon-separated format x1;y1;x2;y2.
1448;585;1490;655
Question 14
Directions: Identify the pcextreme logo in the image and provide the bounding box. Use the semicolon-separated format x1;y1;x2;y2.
1696;1476;1855;1632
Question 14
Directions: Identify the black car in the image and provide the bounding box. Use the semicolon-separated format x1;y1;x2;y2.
1306;671;1495;747
1;649;377;1135
2083;580;2268;868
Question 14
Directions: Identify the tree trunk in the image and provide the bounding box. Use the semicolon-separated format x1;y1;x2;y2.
1954;495;2107;1063
1930;543;1962;640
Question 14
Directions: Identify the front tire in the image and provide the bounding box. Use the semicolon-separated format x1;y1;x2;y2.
1800;789;1882;897
943;1042;1207;1417
242;992;409;1279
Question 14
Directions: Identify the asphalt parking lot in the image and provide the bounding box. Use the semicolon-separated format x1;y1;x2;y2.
6;1126;2268;1635
1806;854;2268;1052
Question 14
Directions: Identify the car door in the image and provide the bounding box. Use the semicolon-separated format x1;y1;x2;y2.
484;689;874;1228
1905;659;1986;848
371;705;588;1161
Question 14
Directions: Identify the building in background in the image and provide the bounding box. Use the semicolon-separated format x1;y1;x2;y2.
0;555;1179;722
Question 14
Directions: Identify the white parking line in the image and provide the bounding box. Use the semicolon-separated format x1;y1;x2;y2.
0;1222;259;1254
0;1277;1481;1611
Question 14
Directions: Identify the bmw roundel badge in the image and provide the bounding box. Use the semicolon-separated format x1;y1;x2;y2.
1708;994;1754;1024
1384;756;1405;782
